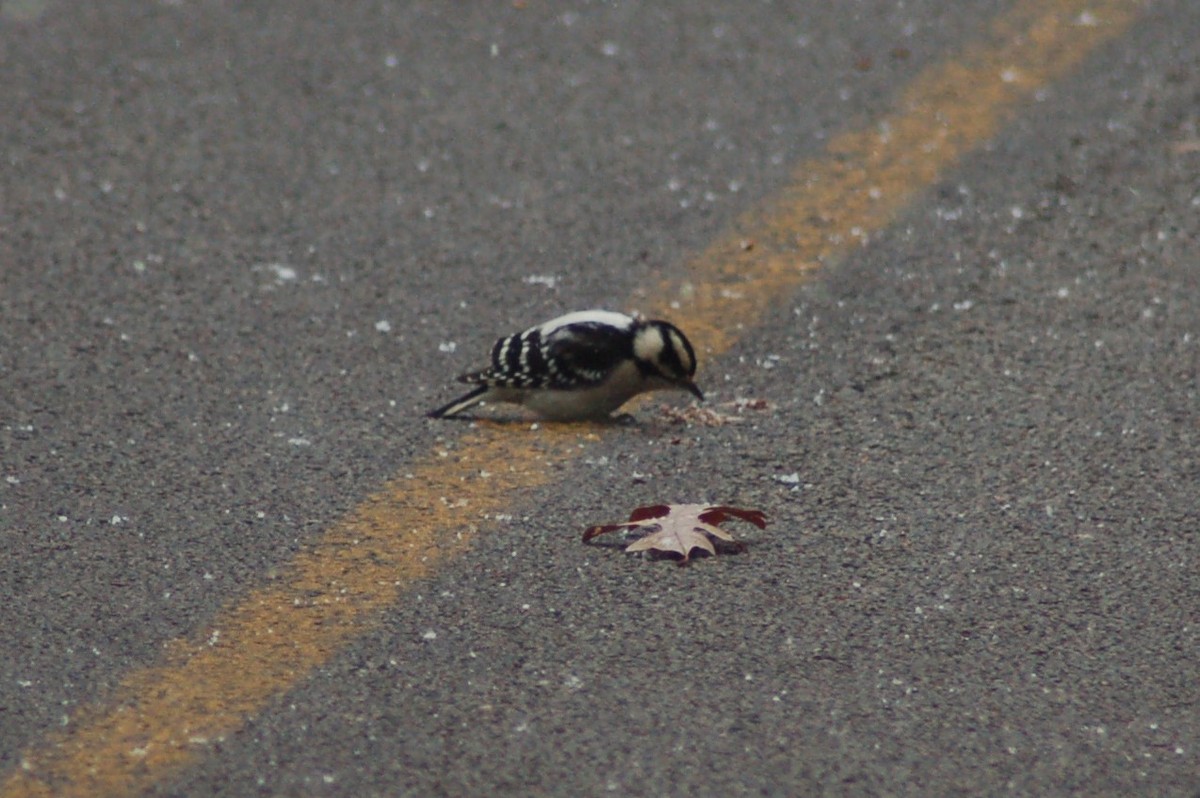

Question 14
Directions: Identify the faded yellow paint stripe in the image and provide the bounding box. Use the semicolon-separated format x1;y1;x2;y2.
2;1;1142;795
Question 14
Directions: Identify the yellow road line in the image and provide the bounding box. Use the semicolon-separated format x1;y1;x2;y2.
2;1;1142;795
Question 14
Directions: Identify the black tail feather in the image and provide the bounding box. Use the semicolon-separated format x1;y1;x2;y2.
426;385;489;419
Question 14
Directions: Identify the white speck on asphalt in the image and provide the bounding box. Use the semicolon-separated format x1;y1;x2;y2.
265;263;298;282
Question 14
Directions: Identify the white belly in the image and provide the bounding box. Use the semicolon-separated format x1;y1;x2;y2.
525;360;645;420
491;360;646;420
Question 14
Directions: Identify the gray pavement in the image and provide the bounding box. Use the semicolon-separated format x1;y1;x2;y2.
2;1;1198;795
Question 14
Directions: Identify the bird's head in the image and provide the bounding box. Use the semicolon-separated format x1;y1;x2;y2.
633;319;704;401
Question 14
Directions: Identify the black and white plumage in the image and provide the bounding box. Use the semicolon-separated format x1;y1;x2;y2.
427;310;703;420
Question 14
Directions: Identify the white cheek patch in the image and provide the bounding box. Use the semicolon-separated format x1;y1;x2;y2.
633;326;666;363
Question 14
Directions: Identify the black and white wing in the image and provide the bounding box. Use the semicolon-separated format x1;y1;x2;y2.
428;310;645;419
462;312;636;390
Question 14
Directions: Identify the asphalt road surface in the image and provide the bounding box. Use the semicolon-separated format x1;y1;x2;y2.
2;1;1198;796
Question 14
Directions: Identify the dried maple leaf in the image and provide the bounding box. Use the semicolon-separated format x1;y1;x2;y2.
582;503;767;564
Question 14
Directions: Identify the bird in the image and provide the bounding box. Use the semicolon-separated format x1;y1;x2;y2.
427;309;703;421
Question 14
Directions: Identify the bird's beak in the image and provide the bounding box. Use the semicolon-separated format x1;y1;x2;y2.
680;379;704;401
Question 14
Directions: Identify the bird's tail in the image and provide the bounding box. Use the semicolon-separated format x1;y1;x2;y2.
426;385;489;419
